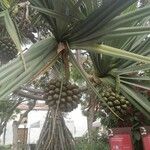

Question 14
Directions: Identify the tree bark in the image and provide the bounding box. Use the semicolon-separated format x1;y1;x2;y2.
3;125;6;145
15;90;44;100
12;121;18;150
86;90;97;146
87;100;95;143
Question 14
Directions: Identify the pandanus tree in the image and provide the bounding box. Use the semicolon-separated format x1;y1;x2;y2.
0;0;150;149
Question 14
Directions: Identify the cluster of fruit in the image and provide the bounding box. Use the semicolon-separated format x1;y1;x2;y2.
43;79;81;112
101;88;130;115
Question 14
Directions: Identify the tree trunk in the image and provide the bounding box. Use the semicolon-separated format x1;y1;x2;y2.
87;104;95;140
86;90;96;141
12;121;18;150
0;126;3;137
37;109;75;150
3;125;6;145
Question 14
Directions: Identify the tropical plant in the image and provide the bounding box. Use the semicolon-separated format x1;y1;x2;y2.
0;97;22;136
37;109;76;150
0;145;11;150
0;0;149;117
75;131;109;150
0;0;150;149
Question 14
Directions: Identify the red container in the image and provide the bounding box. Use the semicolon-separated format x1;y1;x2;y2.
108;128;134;150
140;126;150;150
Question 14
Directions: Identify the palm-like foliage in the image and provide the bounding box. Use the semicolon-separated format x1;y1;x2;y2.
0;0;150;118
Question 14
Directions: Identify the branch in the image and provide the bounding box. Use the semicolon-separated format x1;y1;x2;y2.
15;90;44;100
21;86;44;94
76;50;92;79
22;86;87;93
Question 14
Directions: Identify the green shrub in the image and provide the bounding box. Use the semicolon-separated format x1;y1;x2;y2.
76;137;109;150
0;145;11;150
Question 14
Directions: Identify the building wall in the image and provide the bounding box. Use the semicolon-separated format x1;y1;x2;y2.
27;110;47;144
0;110;77;145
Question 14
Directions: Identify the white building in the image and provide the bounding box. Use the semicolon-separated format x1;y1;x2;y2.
0;103;87;145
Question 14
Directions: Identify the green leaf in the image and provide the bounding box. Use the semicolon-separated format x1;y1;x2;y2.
0;52;58;99
103;4;150;32
120;76;150;81
0;37;58;99
69;0;136;41
30;5;77;21
121;84;150;116
0;10;26;67
120;79;150;90
68;0;85;19
133;131;141;141
103;26;150;39
111;63;150;75
0;37;57;81
70;43;150;63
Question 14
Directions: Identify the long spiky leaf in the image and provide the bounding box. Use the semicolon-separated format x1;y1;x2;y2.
70;43;150;63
